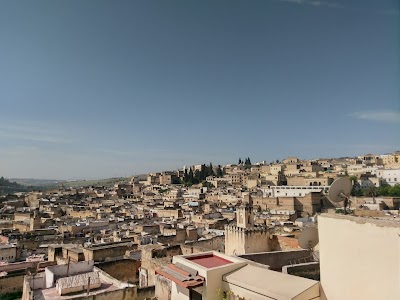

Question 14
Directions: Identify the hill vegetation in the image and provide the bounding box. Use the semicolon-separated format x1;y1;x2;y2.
0;177;33;195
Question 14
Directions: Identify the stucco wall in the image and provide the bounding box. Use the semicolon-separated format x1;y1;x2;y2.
181;236;225;254
239;249;311;271
155;274;171;300
137;285;155;300
319;214;400;300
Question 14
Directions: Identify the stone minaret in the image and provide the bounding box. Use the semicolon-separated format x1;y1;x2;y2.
225;195;270;256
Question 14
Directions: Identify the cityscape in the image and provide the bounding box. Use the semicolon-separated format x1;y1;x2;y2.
0;152;400;299
1;1;399;300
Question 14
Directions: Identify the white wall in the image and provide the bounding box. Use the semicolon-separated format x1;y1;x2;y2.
261;186;329;198
45;260;95;288
376;169;400;186
319;214;400;300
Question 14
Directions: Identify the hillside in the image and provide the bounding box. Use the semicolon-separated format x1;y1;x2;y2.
8;177;127;190
0;177;33;195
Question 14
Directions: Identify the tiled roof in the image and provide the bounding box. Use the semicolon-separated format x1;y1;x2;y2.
156;263;205;289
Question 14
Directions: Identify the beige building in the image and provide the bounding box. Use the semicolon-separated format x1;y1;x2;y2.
319;214;400;300
270;164;284;175
159;173;173;185
206;177;229;188
380;154;398;166
155;251;320;300
0;244;17;263
283;157;300;164
225;173;243;186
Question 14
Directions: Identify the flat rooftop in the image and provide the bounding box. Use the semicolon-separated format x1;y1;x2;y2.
186;253;232;268
33;282;120;300
223;264;319;299
320;213;400;228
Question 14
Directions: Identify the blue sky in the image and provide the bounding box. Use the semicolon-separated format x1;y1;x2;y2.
0;0;399;179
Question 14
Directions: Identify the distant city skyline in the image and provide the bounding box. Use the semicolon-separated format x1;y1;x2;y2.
1;0;399;179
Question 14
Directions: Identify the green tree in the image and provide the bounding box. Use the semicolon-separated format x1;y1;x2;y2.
209;162;215;176
350;176;363;196
363;186;377;197
216;165;223;177
194;169;200;183
188;168;194;182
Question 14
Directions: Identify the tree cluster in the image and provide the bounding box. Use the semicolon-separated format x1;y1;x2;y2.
351;176;400;197
359;184;400;197
0;177;21;187
181;163;224;186
238;157;252;168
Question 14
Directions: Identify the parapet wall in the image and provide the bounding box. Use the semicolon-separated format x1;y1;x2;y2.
239;249;310;271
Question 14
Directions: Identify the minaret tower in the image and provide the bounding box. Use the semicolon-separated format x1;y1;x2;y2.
225;195;270;255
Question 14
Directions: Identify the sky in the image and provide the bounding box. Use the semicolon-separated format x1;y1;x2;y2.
0;0;399;179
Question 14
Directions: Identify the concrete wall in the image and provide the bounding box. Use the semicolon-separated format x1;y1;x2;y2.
282;262;320;280
45;260;95;288
155;274;171;300
76;286;137;300
319;214;400;300
96;259;139;283
239;249;311;271
83;244;131;262
137;285;155;300
181;236;225;255
140;245;182;287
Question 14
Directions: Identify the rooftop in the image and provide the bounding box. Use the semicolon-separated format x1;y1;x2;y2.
34;281;120;300
320;213;400;228
223;264;320;299
186;253;232;269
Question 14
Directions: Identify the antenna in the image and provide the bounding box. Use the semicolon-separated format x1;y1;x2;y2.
298;227;319;262
328;177;352;214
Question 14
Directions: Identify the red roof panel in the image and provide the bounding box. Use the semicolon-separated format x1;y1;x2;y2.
187;254;232;269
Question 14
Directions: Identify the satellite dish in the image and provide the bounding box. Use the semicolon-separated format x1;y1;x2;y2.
328;177;352;203
328;177;353;214
298;227;319;249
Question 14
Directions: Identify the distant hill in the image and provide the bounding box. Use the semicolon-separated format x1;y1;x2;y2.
0;177;33;195
58;177;125;188
10;178;63;187
8;177;127;190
